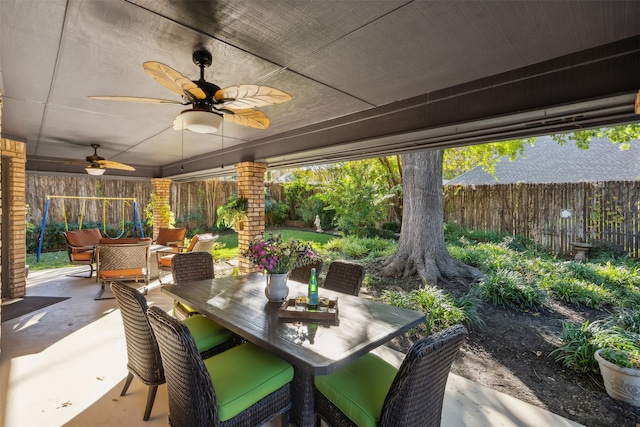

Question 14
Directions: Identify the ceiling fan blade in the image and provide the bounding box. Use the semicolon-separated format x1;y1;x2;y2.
97;160;135;171
143;61;206;100
215;85;292;110
64;159;87;165
224;108;270;129
89;95;183;104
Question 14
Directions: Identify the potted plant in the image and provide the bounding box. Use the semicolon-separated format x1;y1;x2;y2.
554;308;640;406
216;194;248;231
594;332;640;406
242;233;317;302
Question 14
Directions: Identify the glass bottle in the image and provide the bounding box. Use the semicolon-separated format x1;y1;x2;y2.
307;268;318;310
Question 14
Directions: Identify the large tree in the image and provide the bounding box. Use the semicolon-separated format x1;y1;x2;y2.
382;124;640;286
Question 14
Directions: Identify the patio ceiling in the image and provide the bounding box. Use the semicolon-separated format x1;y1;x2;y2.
1;1;639;181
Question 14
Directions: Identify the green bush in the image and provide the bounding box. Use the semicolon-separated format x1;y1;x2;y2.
297;195;334;229
283;172;315;221
381;222;401;233
478;269;546;310
325;235;396;259
265;197;288;226
381;286;483;335
553;309;640;373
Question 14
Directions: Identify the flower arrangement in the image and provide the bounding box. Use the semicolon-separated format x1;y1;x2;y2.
243;233;316;274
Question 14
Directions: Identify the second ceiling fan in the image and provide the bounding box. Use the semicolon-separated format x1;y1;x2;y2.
91;49;292;132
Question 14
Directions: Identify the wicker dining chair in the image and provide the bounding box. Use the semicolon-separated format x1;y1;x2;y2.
322;261;365;296
110;281;233;421
147;305;294;427
170;251;215;320
289;258;324;284
314;324;467;427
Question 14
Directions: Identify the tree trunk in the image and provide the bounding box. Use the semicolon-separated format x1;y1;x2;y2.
382;150;482;286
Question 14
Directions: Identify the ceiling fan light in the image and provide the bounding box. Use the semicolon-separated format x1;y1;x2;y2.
85;166;106;176
174;110;223;133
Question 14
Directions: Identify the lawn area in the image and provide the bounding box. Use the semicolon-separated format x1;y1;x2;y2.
214;229;337;261
28;229;338;269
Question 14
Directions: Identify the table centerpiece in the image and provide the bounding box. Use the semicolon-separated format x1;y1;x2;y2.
242;233;317;302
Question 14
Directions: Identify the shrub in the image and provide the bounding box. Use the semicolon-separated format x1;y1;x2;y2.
381;286;483;335
551;321;600;373
381;222;401;233
477;269;546;310
325;235;396;259
553;309;640;373
297;195;334;229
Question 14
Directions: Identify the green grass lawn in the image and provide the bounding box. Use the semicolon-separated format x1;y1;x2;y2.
28;229;338;269
214;229;336;261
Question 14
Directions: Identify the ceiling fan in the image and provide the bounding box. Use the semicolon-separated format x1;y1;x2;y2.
90;49;292;133
67;144;136;176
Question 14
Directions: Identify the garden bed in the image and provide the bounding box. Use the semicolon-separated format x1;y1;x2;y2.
364;263;640;427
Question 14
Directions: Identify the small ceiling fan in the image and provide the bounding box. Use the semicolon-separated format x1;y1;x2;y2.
67;144;135;175
90;49;292;132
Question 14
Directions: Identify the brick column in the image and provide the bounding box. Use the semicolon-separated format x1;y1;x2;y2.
236;162;266;274
0;138;27;298
150;178;172;240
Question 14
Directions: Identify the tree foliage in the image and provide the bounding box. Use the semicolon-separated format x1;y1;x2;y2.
315;160;392;236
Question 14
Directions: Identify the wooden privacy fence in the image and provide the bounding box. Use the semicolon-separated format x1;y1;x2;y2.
27;175;287;229
444;181;640;257
27;175;153;228
171;180;286;227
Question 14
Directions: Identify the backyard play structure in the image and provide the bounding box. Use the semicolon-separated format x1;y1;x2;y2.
36;196;145;262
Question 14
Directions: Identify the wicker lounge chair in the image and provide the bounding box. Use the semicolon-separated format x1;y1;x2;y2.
147;305;294;427
110;281;234;421
323;261;365;296
314;324;467;427
157;234;218;284
95;242;151;300
289;258;324;284
154;227;187;248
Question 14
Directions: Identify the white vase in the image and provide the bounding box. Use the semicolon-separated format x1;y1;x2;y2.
265;273;289;302
595;349;640;406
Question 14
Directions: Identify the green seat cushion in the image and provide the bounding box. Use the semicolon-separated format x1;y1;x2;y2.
204;342;294;422
183;314;233;353
174;300;198;315
314;353;398;427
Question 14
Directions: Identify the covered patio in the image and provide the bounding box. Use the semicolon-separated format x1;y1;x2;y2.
1;266;581;427
1;1;639;426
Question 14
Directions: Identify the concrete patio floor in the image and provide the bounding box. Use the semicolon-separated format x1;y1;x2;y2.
0;266;584;427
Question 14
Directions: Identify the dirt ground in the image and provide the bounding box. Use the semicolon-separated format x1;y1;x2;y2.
362;263;640;427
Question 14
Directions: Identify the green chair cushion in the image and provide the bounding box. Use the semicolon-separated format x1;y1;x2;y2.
183;314;233;353
174;300;198;315
314;353;398;427
204;342;294;422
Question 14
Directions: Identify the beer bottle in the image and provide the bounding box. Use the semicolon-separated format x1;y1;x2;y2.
307;268;318;310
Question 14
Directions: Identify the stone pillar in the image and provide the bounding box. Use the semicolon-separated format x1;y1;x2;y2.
150;178;172;240
236;162;266;274
0;138;27;298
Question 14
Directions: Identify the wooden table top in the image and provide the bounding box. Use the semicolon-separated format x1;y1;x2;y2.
161;273;425;375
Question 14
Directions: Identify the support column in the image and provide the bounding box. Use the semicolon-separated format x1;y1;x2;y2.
236;162;266;274
0;138;27;298
150;178;172;240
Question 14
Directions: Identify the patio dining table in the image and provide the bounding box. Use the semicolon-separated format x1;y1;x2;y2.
161;273;425;427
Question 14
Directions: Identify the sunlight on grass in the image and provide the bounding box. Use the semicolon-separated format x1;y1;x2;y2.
27;251;72;270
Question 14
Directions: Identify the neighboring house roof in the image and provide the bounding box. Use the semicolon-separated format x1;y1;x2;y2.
447;136;640;185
